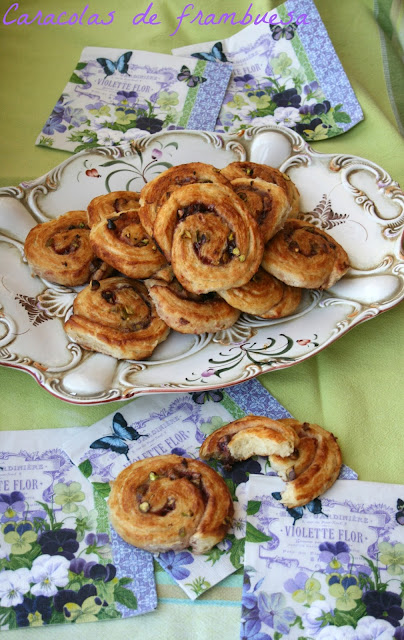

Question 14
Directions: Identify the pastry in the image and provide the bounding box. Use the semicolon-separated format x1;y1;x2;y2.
90;210;166;279
261;218;350;289
230;177;290;242
64;276;170;360
138;162;229;236
199;415;299;466
87;191;141;227
146;277;240;334
218;267;301;319
108;454;234;554
153;183;264;294
221;161;300;216
269;419;342;507
24;210;108;287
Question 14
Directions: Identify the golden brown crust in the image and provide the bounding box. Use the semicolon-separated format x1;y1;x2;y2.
221;161;299;216
24;210;105;287
269;418;342;507
153;183;264;294
230;178;290;243
199;415;299;463
64;276;170;360
261;219;350;289
147;278;240;334
90;210;166;279
139;162;229;237
108;454;234;554
87;191;141;228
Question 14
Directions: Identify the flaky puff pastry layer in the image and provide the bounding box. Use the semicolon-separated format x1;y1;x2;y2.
24;210;109;287
64;276;170;360
269;419;342;508
146;277;240;334
138;162;229;237
90;210;166;279
153;183;264;294
261;219;350;290
108;455;234;554
221;161;300;216
230;177;290;243
87;191;141;227
218;268;302;319
199;415;299;464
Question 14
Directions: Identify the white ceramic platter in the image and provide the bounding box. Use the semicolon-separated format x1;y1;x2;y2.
1;126;403;404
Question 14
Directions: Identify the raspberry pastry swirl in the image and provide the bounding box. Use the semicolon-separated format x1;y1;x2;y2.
269;419;342;507
24;210;105;287
262;219;350;290
221;161;300;216
108;455;234;554
139;162;229;237
87;191;140;227
146;277;240;334
64;276;170;360
90;210;166;279
153;183;264;294
230;178;290;243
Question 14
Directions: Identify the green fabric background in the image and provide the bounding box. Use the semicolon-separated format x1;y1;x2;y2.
0;1;403;638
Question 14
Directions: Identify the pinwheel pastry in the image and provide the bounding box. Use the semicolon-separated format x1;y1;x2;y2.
146;276;240;334
218;268;302;319
89;210;166;279
261;219;350;290
87;191;141;227
199;415;299;467
230;177;290;243
269;419;342;508
24;210;111;287
64;276;170;359
108;454;234;554
221;161;300;216
138;162;229;236
153;183;264;294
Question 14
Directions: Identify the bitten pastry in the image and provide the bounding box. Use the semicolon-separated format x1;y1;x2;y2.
153;183;264;294
221;161;300;216
230;177;290;243
64;276;170;359
269;419;342;508
218;268;302;319
199;415;299;466
146;276;240;334
24;210;109;287
108;454;234;554
90;210;166;279
87;191;141;227
139;162;229;236
261;219;350;289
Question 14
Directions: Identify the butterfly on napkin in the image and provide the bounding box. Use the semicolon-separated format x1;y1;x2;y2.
90;412;147;459
177;65;207;88
270;22;298;40
191;42;228;63
396;498;404;525
272;492;326;524
96;51;132;77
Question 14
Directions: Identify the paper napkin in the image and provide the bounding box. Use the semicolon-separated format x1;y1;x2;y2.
0;428;157;631
173;0;363;141
36;46;232;153
242;475;404;639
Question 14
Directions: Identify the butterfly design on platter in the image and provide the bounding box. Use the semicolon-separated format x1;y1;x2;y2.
96;51;132;77
90;412;148;459
396;498;404;525
177;65;207;88
270;22;298;40
191;42;228;63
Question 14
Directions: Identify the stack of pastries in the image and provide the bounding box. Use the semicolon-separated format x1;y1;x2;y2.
23;161;350;360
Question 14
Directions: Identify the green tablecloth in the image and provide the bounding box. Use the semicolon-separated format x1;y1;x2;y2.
0;1;403;638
